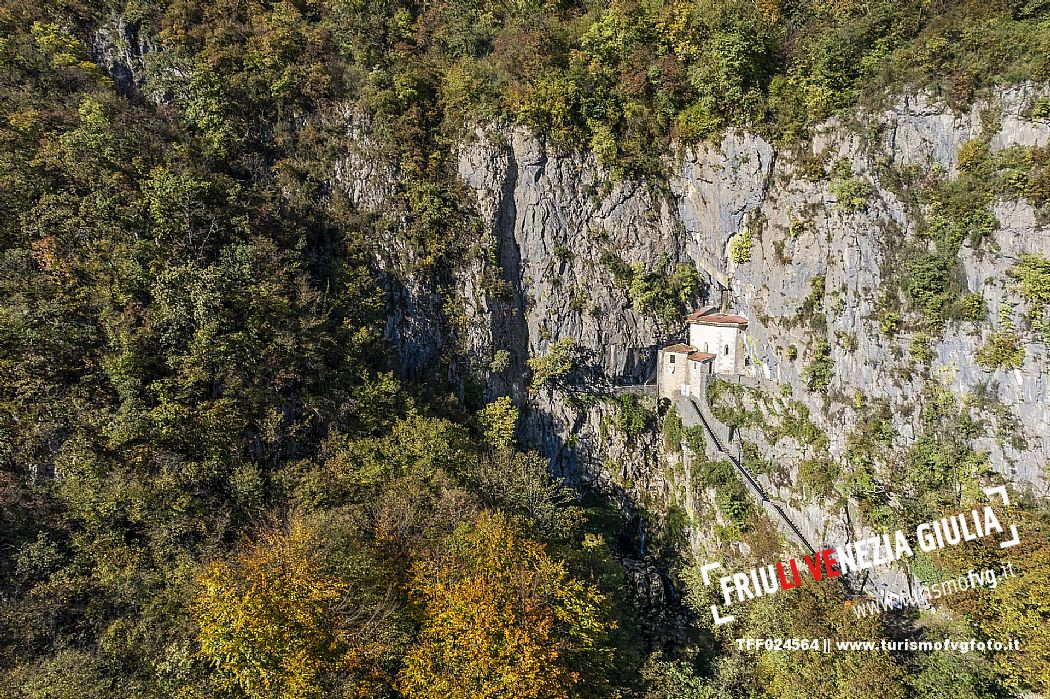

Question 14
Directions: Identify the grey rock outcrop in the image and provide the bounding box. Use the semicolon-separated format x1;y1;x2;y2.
92;13;151;98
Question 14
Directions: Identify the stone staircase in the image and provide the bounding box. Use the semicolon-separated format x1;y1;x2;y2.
672;377;915;599
675;378;818;554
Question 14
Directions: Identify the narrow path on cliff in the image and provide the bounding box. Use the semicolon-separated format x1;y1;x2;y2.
673;389;817;554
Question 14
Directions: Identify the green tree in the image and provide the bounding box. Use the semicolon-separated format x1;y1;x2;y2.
465;451;582;538
527;338;577;391
476;396;518;449
977;522;1050;694
976;331;1026;369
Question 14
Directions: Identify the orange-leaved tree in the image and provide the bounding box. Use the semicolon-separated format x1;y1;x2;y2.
397;511;613;699
192;516;399;698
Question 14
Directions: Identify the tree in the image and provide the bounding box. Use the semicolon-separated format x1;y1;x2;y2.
475;396;518;450
746;584;907;699
907;254;951;323
192;518;399;699
977;521;1050;694
908;647;998;699
640;652;710;699
397;512;612;699
465;451;582;538
975;331;1025;370
527;338;577;391
803;337;833;392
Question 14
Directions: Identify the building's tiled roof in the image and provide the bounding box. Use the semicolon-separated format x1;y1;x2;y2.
688;351;716;362
662;343;696;353
686;308;749;326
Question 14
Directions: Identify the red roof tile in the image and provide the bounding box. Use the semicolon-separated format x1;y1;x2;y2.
688;351;716;362
686;309;748;325
662;343;696;353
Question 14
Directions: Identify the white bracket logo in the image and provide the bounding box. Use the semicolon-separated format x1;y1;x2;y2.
983;485;1020;549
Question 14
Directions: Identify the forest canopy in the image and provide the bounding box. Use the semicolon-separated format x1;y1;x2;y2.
1;0;1049;697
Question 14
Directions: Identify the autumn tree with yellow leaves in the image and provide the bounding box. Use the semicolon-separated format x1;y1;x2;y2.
192;518;401;699
397;511;614;699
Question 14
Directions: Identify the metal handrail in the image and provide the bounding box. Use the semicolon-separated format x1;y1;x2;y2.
691;390;817;554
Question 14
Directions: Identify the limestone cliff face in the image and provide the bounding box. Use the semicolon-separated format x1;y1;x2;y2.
337;87;1050;563
453;128;696;489
731;88;1050;491
456;128;693;382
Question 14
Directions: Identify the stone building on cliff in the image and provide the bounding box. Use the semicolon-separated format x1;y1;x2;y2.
657;307;749;398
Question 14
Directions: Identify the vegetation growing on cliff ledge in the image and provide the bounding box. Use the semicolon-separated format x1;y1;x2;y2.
1010;253;1050;341
527;337;578;390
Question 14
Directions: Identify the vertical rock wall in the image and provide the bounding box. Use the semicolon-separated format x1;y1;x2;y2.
335;87;1050;562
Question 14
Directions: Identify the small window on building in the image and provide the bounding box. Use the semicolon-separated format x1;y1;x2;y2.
724;346;729;356
669;354;675;364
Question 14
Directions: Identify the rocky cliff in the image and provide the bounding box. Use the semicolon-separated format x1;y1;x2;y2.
340;86;1050;571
